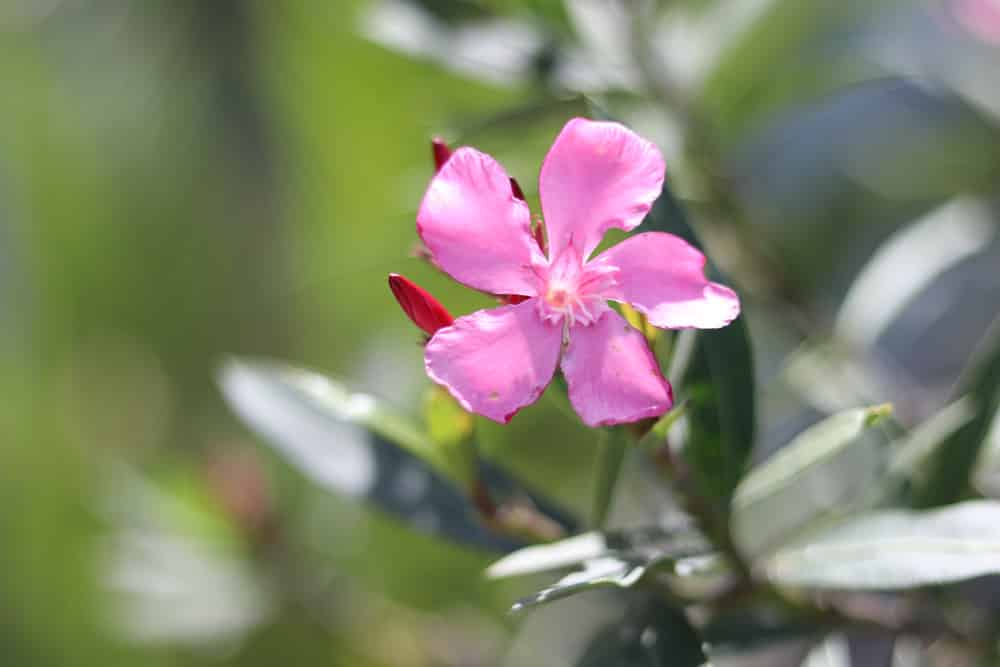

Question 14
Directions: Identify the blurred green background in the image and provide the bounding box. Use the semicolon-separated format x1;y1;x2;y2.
1;0;998;665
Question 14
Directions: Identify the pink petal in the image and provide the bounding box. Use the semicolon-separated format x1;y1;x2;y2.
560;310;673;427
539;118;665;262
595;232;740;329
417;147;545;297
425;299;562;424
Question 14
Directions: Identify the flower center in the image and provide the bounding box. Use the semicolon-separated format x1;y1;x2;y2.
545;282;573;310
535;248;618;330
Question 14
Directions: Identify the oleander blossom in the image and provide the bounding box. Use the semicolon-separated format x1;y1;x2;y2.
417;118;740;427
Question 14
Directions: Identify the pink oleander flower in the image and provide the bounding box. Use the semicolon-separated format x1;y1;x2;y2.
416;118;740;427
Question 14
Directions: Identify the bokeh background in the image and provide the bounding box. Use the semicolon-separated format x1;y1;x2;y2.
1;0;998;665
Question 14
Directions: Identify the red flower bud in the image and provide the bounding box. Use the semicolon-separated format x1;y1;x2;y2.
388;273;454;336
431;137;453;173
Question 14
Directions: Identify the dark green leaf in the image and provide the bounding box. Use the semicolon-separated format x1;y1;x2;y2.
576;596;708;667
702;610;821;653
912;317;1000;507
681;318;756;517
218;359;577;553
764;500;1000;589
636;180;756;521
731;407;893;558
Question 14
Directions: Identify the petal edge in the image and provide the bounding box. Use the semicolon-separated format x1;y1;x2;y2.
418;147;544;297
539;118;665;262
594;232;741;330
425;300;562;424
560;310;673;427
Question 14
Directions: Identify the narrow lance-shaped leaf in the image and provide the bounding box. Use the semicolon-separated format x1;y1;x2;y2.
218;359;576;553
510;556;665;612
913;317;1000;507
489;525;717;611
731;406;893;558
635;176;756;519
764;500;1000;590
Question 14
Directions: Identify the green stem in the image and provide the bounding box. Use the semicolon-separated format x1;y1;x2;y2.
591;428;629;529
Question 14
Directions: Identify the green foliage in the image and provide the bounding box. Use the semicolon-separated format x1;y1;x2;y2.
912;319;1000;507
218;359;577;552
764;501;1000;590
6;0;1000;664
732;406;893;558
638;180;756;522
576;596;707;667
489;526;715;611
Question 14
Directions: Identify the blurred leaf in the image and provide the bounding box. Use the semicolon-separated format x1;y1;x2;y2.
576;597;707;667
802;635;851;667
888;398;975;483
411;0;493;23
681;319;756;515
702;610;821;653
218;359;576;552
635;179;756;520
510;555;665;611
105;468;271;647
360;0;555;88
731;406;893;559
493;526;717;611
222;358;456;481
424;385;474;449
637;401;688;451
487;531;607;579
699;0;868;146
764;500;1000;590
424;385;476;482
488;525;711;580
913;318;1000;508
835;197;996;353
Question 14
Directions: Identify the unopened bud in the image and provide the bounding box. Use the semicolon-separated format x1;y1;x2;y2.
432;137;453;172
389;273;454;336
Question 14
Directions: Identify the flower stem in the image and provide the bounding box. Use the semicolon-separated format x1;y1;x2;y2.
591;427;630;529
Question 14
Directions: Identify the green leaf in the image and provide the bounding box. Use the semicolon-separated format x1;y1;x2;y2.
702;610;821;653
764;500;1000;590
731;407;893;558
488;525;711;580
681;319;756;517
510;556;666;611
888;398;975;482
423;385;476;484
222;358;456;482
490;525;717;611
487;531;607;579
218;359;577;552
636;181;756;520
912;318;1000;507
576;597;708;667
